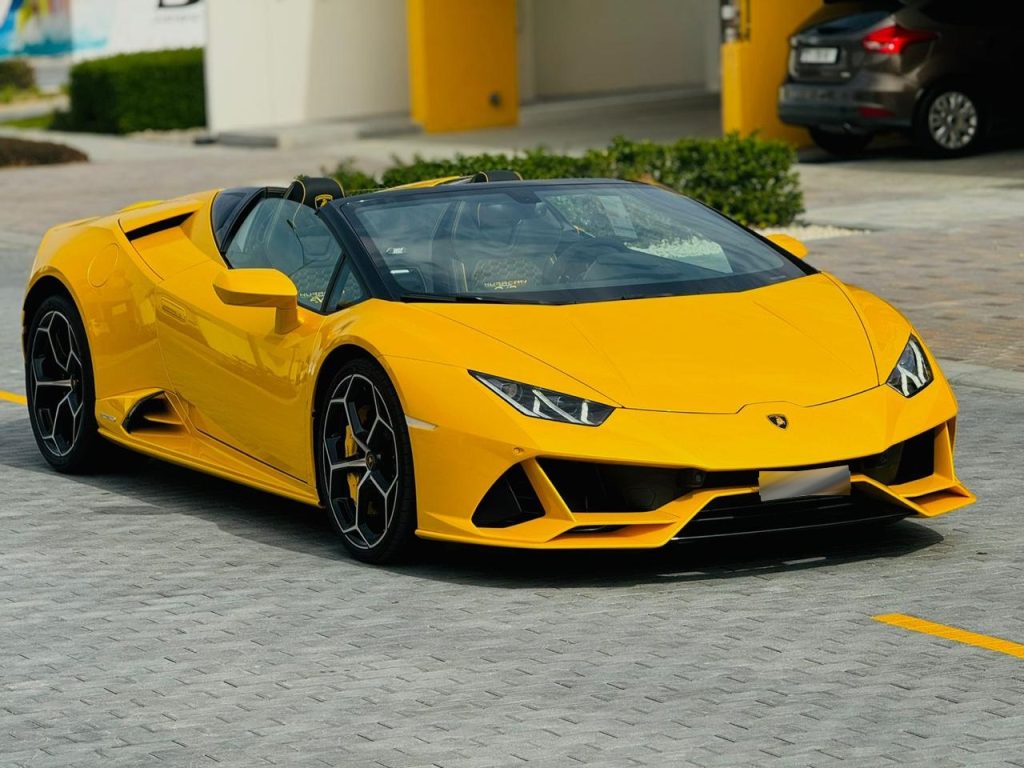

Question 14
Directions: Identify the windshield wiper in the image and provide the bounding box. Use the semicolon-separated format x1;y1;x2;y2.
399;292;543;305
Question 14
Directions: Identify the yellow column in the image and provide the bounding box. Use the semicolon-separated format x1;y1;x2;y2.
721;0;821;144
407;0;518;133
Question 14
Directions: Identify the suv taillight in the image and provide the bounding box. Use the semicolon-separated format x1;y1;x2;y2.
862;24;937;54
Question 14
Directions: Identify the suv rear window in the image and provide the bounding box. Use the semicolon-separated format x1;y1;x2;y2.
806;2;906;32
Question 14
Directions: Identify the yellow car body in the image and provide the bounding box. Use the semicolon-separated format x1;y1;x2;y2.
22;176;973;558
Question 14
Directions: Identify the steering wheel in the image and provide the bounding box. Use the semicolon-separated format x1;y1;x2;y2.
543;237;629;285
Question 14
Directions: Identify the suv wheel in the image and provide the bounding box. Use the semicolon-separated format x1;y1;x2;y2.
809;128;873;157
914;85;985;157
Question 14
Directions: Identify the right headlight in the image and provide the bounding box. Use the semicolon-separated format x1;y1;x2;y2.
886;335;933;398
471;371;614;426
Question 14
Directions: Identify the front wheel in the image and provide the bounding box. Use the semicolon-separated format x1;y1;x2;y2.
315;359;418;564
913;85;985;157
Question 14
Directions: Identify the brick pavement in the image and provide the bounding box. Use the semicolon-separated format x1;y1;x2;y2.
1;385;1022;767
807;217;1024;373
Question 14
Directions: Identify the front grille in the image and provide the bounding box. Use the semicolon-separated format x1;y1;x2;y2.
674;491;908;541
538;459;694;512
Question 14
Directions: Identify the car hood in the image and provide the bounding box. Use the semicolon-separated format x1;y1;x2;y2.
419;274;881;414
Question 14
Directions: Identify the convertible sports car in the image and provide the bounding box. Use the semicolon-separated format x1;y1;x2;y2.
23;172;974;563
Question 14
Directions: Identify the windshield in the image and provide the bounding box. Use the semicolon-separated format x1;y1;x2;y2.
340;182;812;305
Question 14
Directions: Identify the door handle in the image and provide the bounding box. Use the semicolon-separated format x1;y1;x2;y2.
158;296;189;323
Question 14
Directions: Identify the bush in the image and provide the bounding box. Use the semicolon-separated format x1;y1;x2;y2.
64;48;205;134
0;137;88;168
333;135;803;227
0;59;35;91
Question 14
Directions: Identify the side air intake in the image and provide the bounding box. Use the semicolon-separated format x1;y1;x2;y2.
123;392;185;434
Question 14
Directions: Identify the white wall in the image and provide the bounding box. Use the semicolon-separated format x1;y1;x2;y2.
206;0;408;133
519;0;719;101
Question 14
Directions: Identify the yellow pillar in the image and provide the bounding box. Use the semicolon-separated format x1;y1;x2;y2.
721;0;821;144
407;0;518;133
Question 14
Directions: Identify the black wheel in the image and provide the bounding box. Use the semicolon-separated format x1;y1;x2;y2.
913;84;986;157
315;358;418;564
25;293;106;473
809;128;873;157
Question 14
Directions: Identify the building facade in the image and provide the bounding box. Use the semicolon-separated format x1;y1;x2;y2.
204;0;723;135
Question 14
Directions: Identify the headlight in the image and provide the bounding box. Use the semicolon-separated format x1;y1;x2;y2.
471;371;614;426
886;336;933;398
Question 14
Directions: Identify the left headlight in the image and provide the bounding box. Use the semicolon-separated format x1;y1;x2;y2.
471;371;614;426
886;335;933;398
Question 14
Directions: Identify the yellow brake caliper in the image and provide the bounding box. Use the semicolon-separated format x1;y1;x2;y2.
344;425;360;500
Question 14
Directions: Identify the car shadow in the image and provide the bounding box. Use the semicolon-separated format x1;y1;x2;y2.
798;132;1024;166
0;416;944;583
388;520;943;588
0;413;343;561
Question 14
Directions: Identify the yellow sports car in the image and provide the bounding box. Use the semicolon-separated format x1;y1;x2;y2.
23;173;974;563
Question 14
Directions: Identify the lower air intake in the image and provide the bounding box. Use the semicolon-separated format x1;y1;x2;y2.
472;464;545;528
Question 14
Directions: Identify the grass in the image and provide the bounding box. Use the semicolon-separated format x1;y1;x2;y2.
0;112;56;130
0;84;42;105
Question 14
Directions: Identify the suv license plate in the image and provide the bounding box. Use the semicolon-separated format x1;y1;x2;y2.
759;466;851;502
799;47;839;64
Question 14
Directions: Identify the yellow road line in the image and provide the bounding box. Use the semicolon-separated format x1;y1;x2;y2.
0;390;27;406
874;613;1024;660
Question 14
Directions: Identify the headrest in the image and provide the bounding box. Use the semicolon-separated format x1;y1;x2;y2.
285;177;344;209
476;201;532;233
469;170;523;183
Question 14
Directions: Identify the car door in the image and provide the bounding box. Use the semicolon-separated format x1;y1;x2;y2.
155;197;343;482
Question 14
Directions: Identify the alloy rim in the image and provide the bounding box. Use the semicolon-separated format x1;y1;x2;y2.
928;91;978;150
321;374;399;550
29;310;85;457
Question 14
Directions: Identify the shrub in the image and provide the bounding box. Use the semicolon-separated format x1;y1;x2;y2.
332;161;381;196
64;48;205;134
0;59;35;91
333;135;803;227
0;137;88;168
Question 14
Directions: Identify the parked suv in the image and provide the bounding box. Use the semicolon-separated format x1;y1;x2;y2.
779;0;1024;157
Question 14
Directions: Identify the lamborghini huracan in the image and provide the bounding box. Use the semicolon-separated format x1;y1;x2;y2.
23;172;974;563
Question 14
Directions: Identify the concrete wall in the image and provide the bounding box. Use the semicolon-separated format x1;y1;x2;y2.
519;0;719;102
205;0;408;133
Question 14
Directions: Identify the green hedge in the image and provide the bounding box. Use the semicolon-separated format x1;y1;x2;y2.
62;48;205;134
0;59;35;91
334;134;803;227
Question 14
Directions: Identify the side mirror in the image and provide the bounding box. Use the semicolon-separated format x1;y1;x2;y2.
765;233;809;259
213;269;300;333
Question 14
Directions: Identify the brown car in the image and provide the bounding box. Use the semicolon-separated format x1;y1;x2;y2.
778;0;1024;157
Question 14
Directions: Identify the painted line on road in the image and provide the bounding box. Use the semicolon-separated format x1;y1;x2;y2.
874;613;1024;660
0;390;27;406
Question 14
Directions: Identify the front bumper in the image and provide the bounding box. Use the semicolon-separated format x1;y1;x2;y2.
386;357;974;550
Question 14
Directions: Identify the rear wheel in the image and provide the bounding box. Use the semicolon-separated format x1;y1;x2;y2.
809;128;873;157
25;293;106;473
315;359;418;564
913;85;985;157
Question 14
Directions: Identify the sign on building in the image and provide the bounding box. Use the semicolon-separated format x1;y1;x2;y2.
0;0;205;60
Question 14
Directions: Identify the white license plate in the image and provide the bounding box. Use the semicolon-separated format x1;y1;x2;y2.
759;466;851;502
799;47;840;64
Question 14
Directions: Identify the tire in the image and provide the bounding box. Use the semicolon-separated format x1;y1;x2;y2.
913;84;986;158
25;293;106;473
809;128;873;157
315;358;418;564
